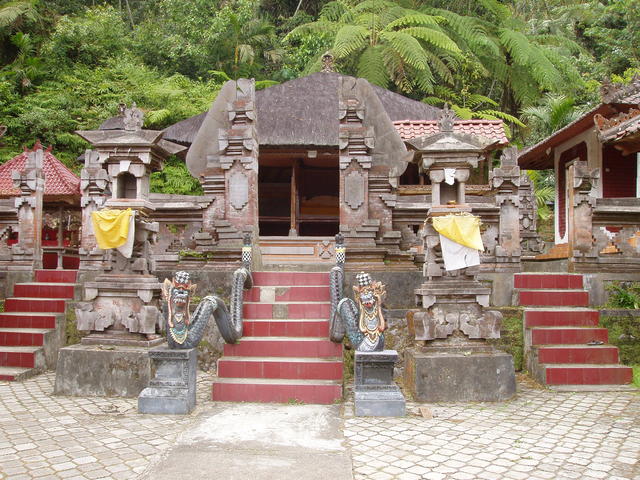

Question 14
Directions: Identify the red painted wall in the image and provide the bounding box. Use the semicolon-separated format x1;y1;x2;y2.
602;145;637;198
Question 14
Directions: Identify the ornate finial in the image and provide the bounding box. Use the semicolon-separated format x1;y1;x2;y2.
123;103;144;131
438;104;456;133
321;52;335;73
499;146;518;167
118;102;126;116
600;77;615;103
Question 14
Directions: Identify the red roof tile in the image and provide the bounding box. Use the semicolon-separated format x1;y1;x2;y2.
393;119;509;147
0;142;80;197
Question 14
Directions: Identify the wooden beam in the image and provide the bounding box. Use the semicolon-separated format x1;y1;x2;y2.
290;159;300;236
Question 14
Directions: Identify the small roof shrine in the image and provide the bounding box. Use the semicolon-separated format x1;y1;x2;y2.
0;141;80;200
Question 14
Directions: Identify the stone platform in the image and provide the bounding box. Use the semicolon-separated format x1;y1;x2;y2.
405;346;516;402
54;344;151;397
354;350;405;417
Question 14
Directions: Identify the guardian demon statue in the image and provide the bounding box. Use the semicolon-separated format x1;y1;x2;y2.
331;271;386;352
162;270;249;349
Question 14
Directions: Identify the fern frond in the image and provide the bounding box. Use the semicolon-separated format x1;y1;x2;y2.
480;109;526;127
465;94;498;108
413;65;435;93
422;96;445;106
320;1;351;22
451;105;474;120
385;13;444;30
423;49;454;84
357;45;388;88
477;0;511;21
401;27;460;54
380;31;429;70
333;25;369;58
498;28;531;66
527;46;562;90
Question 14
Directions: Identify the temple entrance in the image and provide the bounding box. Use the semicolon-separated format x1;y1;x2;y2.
258;149;339;237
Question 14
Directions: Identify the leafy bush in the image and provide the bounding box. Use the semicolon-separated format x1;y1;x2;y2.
601;282;640;365
488;310;524;371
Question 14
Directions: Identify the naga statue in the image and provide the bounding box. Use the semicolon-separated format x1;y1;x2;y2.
162;268;252;349
330;271;387;352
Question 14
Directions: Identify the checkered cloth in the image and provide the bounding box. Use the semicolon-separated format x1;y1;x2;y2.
356;272;372;287
174;271;190;285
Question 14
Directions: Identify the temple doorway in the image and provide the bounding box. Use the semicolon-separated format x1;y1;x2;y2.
258;148;339;237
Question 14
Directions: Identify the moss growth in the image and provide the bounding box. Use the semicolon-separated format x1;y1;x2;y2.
488;309;524;372
65;308;85;345
633;365;640;388
342;342;354;389
599;313;640;365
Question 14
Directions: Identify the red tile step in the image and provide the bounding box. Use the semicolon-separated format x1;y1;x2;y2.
34;269;78;283
0;346;42;368
514;273;583;290
0;328;48;347
530;327;608;346
13;283;75;299
536;345;620;364
0;313;57;329
251;272;329;286
243;320;329;337
245;286;330;302
0;366;37;381
519;290;589;307
223;337;342;358
212;378;342;404
243;302;331;320
4;298;66;313
524;308;599;328
218;357;343;380
545;365;633;385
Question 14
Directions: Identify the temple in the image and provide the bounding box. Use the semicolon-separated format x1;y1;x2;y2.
0;69;635;395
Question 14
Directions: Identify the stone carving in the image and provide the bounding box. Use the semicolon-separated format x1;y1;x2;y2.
228;170;249;210
123;103;144;131
321;52;335;73
162;268;253;348
332;272;386;352
345;170;365;210
438;104;456;133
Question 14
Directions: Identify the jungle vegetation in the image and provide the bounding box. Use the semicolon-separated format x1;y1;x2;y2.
0;0;638;185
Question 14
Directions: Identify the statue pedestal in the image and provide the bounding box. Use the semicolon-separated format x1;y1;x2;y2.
354;350;405;417
138;347;197;415
405;344;516;402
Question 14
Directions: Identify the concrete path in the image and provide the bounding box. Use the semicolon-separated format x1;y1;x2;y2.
141;403;353;480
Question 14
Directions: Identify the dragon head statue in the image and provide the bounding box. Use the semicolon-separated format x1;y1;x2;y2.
353;272;387;349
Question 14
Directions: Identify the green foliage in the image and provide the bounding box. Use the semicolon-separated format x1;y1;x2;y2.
601;282;640;366
488;310;524;371
605;282;640;310
150;156;203;196
521;93;584;145
526;170;554;221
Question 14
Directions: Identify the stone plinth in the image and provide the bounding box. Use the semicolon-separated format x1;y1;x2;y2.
138;347;197;415
354;350;405;417
54;344;151;397
405;346;516;402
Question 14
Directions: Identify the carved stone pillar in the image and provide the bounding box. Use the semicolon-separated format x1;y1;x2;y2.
489;147;521;266
79;149;110;271
518;173;545;256
10;145;44;270
568;160;599;264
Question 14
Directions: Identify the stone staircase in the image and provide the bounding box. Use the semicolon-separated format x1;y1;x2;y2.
516;273;633;388
212;271;343;404
0;269;77;381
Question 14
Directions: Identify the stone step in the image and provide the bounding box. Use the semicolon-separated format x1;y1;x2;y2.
536;345;620;364
544;364;633;385
251;272;329;287
34;269;78;283
243;302;331;320
245;286;330;302
524;308;599;328
0;313;58;329
0;346;43;368
243;319;329;337
518;290;589;307
530;327;608;346
0;365;38;381
211;377;342;404
217;356;343;380
4;298;67;313
223;337;342;358
13;283;75;299
0;328;49;347
514;273;583;290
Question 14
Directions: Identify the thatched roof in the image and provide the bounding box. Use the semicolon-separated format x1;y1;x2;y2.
163;72;443;147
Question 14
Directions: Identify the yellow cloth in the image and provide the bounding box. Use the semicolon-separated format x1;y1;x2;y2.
432;213;484;251
91;208;132;249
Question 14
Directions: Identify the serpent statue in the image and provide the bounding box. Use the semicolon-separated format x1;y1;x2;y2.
161;268;252;349
330;270;387;352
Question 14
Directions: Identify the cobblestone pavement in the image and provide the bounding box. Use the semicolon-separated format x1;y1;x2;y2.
2;373;639;480
344;381;640;480
0;372;215;480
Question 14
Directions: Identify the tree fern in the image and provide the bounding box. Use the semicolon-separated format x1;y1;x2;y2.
400;26;460;53
333;24;368;58
357;45;388;88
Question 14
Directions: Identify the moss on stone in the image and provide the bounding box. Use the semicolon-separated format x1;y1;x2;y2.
488;308;524;372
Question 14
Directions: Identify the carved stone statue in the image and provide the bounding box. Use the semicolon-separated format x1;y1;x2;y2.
333;272;387;352
162;269;251;348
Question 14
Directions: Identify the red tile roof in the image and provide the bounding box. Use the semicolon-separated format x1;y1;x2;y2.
0;142;80;197
393;119;509;147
